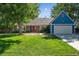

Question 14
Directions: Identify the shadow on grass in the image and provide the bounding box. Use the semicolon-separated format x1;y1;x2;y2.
0;39;21;55
0;34;19;38
42;33;61;40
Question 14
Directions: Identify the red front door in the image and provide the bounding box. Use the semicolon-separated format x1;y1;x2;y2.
31;26;39;32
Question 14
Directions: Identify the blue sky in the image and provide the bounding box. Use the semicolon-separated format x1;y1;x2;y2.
38;3;56;18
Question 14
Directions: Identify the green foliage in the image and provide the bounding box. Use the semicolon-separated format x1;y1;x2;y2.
51;3;79;20
0;3;39;33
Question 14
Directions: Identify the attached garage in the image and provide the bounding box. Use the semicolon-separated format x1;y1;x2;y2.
50;11;75;34
54;25;73;34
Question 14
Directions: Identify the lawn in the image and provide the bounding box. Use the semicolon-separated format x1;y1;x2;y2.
0;33;79;56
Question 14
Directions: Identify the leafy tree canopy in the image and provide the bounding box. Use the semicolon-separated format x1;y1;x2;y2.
0;3;39;33
51;3;79;21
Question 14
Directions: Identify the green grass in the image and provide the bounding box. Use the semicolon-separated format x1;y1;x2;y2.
0;34;79;56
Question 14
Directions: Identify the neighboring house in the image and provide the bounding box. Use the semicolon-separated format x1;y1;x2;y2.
50;11;75;34
25;18;53;32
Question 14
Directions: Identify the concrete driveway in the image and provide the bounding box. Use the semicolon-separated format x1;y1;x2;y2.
55;34;79;51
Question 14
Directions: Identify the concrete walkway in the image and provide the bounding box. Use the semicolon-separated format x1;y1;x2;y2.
55;34;79;51
68;41;79;51
23;33;44;36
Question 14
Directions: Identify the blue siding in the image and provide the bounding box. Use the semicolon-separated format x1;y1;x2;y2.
72;25;74;33
52;11;74;24
52;25;54;33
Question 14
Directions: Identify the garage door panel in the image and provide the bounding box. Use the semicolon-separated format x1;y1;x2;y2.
54;26;72;34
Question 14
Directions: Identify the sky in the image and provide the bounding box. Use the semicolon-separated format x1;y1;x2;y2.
38;3;56;18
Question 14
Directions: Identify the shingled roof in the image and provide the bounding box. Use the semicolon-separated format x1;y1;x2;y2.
26;18;54;26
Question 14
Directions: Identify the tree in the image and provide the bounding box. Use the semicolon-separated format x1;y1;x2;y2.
0;3;39;34
0;4;15;32
13;4;39;34
51;3;79;21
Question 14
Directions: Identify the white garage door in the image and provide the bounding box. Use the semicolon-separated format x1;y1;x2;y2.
54;26;72;34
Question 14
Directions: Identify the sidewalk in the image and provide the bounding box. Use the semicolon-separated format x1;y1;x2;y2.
67;41;79;51
55;34;79;51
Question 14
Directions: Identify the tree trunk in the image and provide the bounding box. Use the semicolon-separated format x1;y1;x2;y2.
16;15;24;35
17;22;23;35
18;24;22;35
